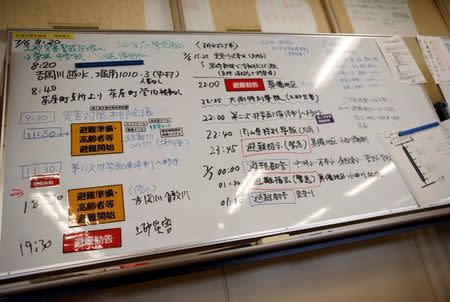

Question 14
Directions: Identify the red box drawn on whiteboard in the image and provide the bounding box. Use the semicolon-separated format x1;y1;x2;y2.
63;228;122;253
241;135;311;157
224;78;265;91
249;171;321;191
30;173;60;188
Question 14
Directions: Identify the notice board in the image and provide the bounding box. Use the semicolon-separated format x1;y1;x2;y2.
0;30;447;282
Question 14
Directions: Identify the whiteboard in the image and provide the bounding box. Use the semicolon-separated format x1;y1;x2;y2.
0;30;442;280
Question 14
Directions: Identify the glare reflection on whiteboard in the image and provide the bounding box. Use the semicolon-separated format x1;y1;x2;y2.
230;169;265;215
345;162;396;197
35;192;58;220
296;207;329;226
35;191;70;233
313;37;358;89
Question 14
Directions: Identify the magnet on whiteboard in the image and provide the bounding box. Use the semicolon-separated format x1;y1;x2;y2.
256;233;290;245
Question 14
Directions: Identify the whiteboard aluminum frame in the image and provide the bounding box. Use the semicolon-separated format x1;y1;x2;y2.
0;29;449;294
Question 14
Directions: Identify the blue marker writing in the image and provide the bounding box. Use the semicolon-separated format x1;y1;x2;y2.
75;60;144;68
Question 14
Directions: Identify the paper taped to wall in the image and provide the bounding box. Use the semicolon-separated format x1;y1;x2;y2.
256;0;317;33
181;0;215;31
417;35;450;83
344;0;417;36
377;36;425;86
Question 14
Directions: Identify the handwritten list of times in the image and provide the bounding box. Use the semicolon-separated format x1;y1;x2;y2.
0;32;436;276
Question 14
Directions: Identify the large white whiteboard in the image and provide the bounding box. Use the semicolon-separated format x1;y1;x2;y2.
0;31;440;279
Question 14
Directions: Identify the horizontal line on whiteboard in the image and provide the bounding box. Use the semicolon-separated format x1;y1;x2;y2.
193;76;226;79
193;76;283;79
206;117;315;124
